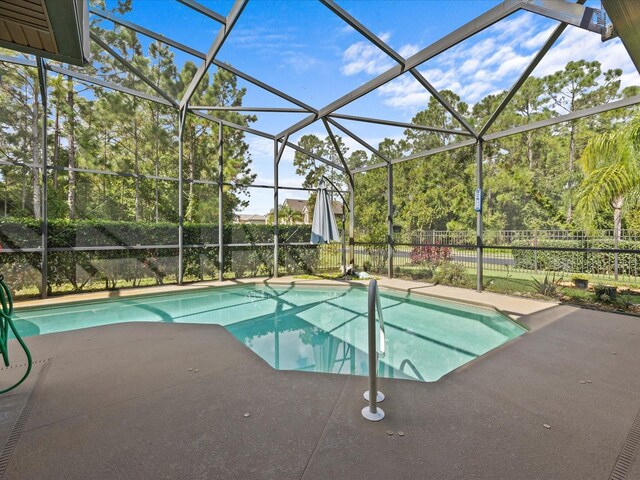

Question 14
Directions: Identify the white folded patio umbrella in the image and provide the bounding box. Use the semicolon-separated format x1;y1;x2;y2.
310;178;341;244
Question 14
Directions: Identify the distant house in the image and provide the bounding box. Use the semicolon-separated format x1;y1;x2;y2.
283;198;344;225
283;199;307;224
234;213;267;225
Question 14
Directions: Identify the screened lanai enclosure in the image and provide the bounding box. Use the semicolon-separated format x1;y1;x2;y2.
1;0;640;299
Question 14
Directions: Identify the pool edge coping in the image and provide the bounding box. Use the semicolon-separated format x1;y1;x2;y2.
13;276;557;327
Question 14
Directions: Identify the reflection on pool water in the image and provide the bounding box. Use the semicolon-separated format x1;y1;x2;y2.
14;285;525;382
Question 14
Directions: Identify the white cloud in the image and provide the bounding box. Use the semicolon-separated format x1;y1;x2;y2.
377;74;430;108
363;10;639;112
282;52;320;73
341;32;394;76
398;44;420;58
341;33;423;76
253;176;304;188
460;59;480;75
247;137;274;158
534;26;639;89
522;25;556;50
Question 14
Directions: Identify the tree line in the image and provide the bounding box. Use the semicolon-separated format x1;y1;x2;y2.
0;0;254;226
293;60;639;242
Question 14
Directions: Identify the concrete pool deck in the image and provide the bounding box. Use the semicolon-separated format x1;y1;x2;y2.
1;279;639;479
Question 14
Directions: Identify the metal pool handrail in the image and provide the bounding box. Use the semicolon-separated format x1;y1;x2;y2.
400;358;425;382
362;279;386;422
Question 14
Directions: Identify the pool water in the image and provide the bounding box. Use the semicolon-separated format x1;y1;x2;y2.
13;285;525;382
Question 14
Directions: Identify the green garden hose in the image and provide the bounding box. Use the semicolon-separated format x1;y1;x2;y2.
0;274;32;394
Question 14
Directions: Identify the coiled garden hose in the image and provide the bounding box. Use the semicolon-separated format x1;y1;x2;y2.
0;274;32;394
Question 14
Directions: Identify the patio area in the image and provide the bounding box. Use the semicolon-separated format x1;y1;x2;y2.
1;281;639;480
1;1;640;478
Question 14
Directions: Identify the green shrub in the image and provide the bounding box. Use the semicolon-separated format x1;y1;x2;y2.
434;262;467;286
395;265;435;281
511;239;640;275
0;218;319;294
531;272;564;297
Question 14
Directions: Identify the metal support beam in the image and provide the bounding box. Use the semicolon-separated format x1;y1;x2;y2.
355;94;640;174
284;141;346;172
273;140;279;277
48;65;174;106
521;0;603;34
275;134;290;167
349;183;355;268
327;118;391;164
322;0;477;138
353;138;477;173
90;33;178;107
273;136;288;277
178;107;187;285
479;18;573;137
218;122;224;282
191;106;308;113
330;113;472;136
178;0;227;25
37;57;48;299
180;0;247;109
0;54;34;67
212;61;317;113
484;94;640;141
277;0;522;139
387;162;393;279
190;109;276;140
322;119;353;180
476;141;483;293
89;7;206;59
0;56;174;107
409;70;477;137
320;0;405;64
85;11;315;114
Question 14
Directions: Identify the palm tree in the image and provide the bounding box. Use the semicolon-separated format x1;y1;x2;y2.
281;203;304;225
576;116;640;243
266;203;304;225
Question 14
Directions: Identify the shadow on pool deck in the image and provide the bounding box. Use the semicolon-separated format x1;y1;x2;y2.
0;305;639;479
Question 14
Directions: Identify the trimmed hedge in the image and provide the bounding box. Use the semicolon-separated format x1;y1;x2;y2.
511;239;640;275
0;218;313;248
0;218;323;294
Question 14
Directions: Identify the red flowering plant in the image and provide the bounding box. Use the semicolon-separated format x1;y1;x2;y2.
409;244;452;265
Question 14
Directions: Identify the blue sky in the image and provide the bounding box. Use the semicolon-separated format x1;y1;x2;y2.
104;0;640;215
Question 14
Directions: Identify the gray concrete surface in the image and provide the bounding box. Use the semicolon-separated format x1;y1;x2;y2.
0;305;638;479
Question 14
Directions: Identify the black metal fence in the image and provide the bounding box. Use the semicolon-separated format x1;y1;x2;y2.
4;226;639;298
351;229;640;285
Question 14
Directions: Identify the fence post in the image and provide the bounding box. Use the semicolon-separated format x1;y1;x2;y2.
37;58;48;298
178;107;186;285
614;229;619;281
534;230;538;274
476;140;483;293
218;122;224;282
273;139;279;278
387;162;393;279
349;183;355;268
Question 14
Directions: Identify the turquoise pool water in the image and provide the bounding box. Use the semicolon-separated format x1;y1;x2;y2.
13;285;525;382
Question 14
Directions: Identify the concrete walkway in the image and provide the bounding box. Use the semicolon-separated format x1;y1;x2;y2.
1;281;639;479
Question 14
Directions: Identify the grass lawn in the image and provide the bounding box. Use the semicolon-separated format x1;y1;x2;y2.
395;263;640;315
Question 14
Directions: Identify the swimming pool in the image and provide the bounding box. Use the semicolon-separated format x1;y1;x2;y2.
13;285;525;382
